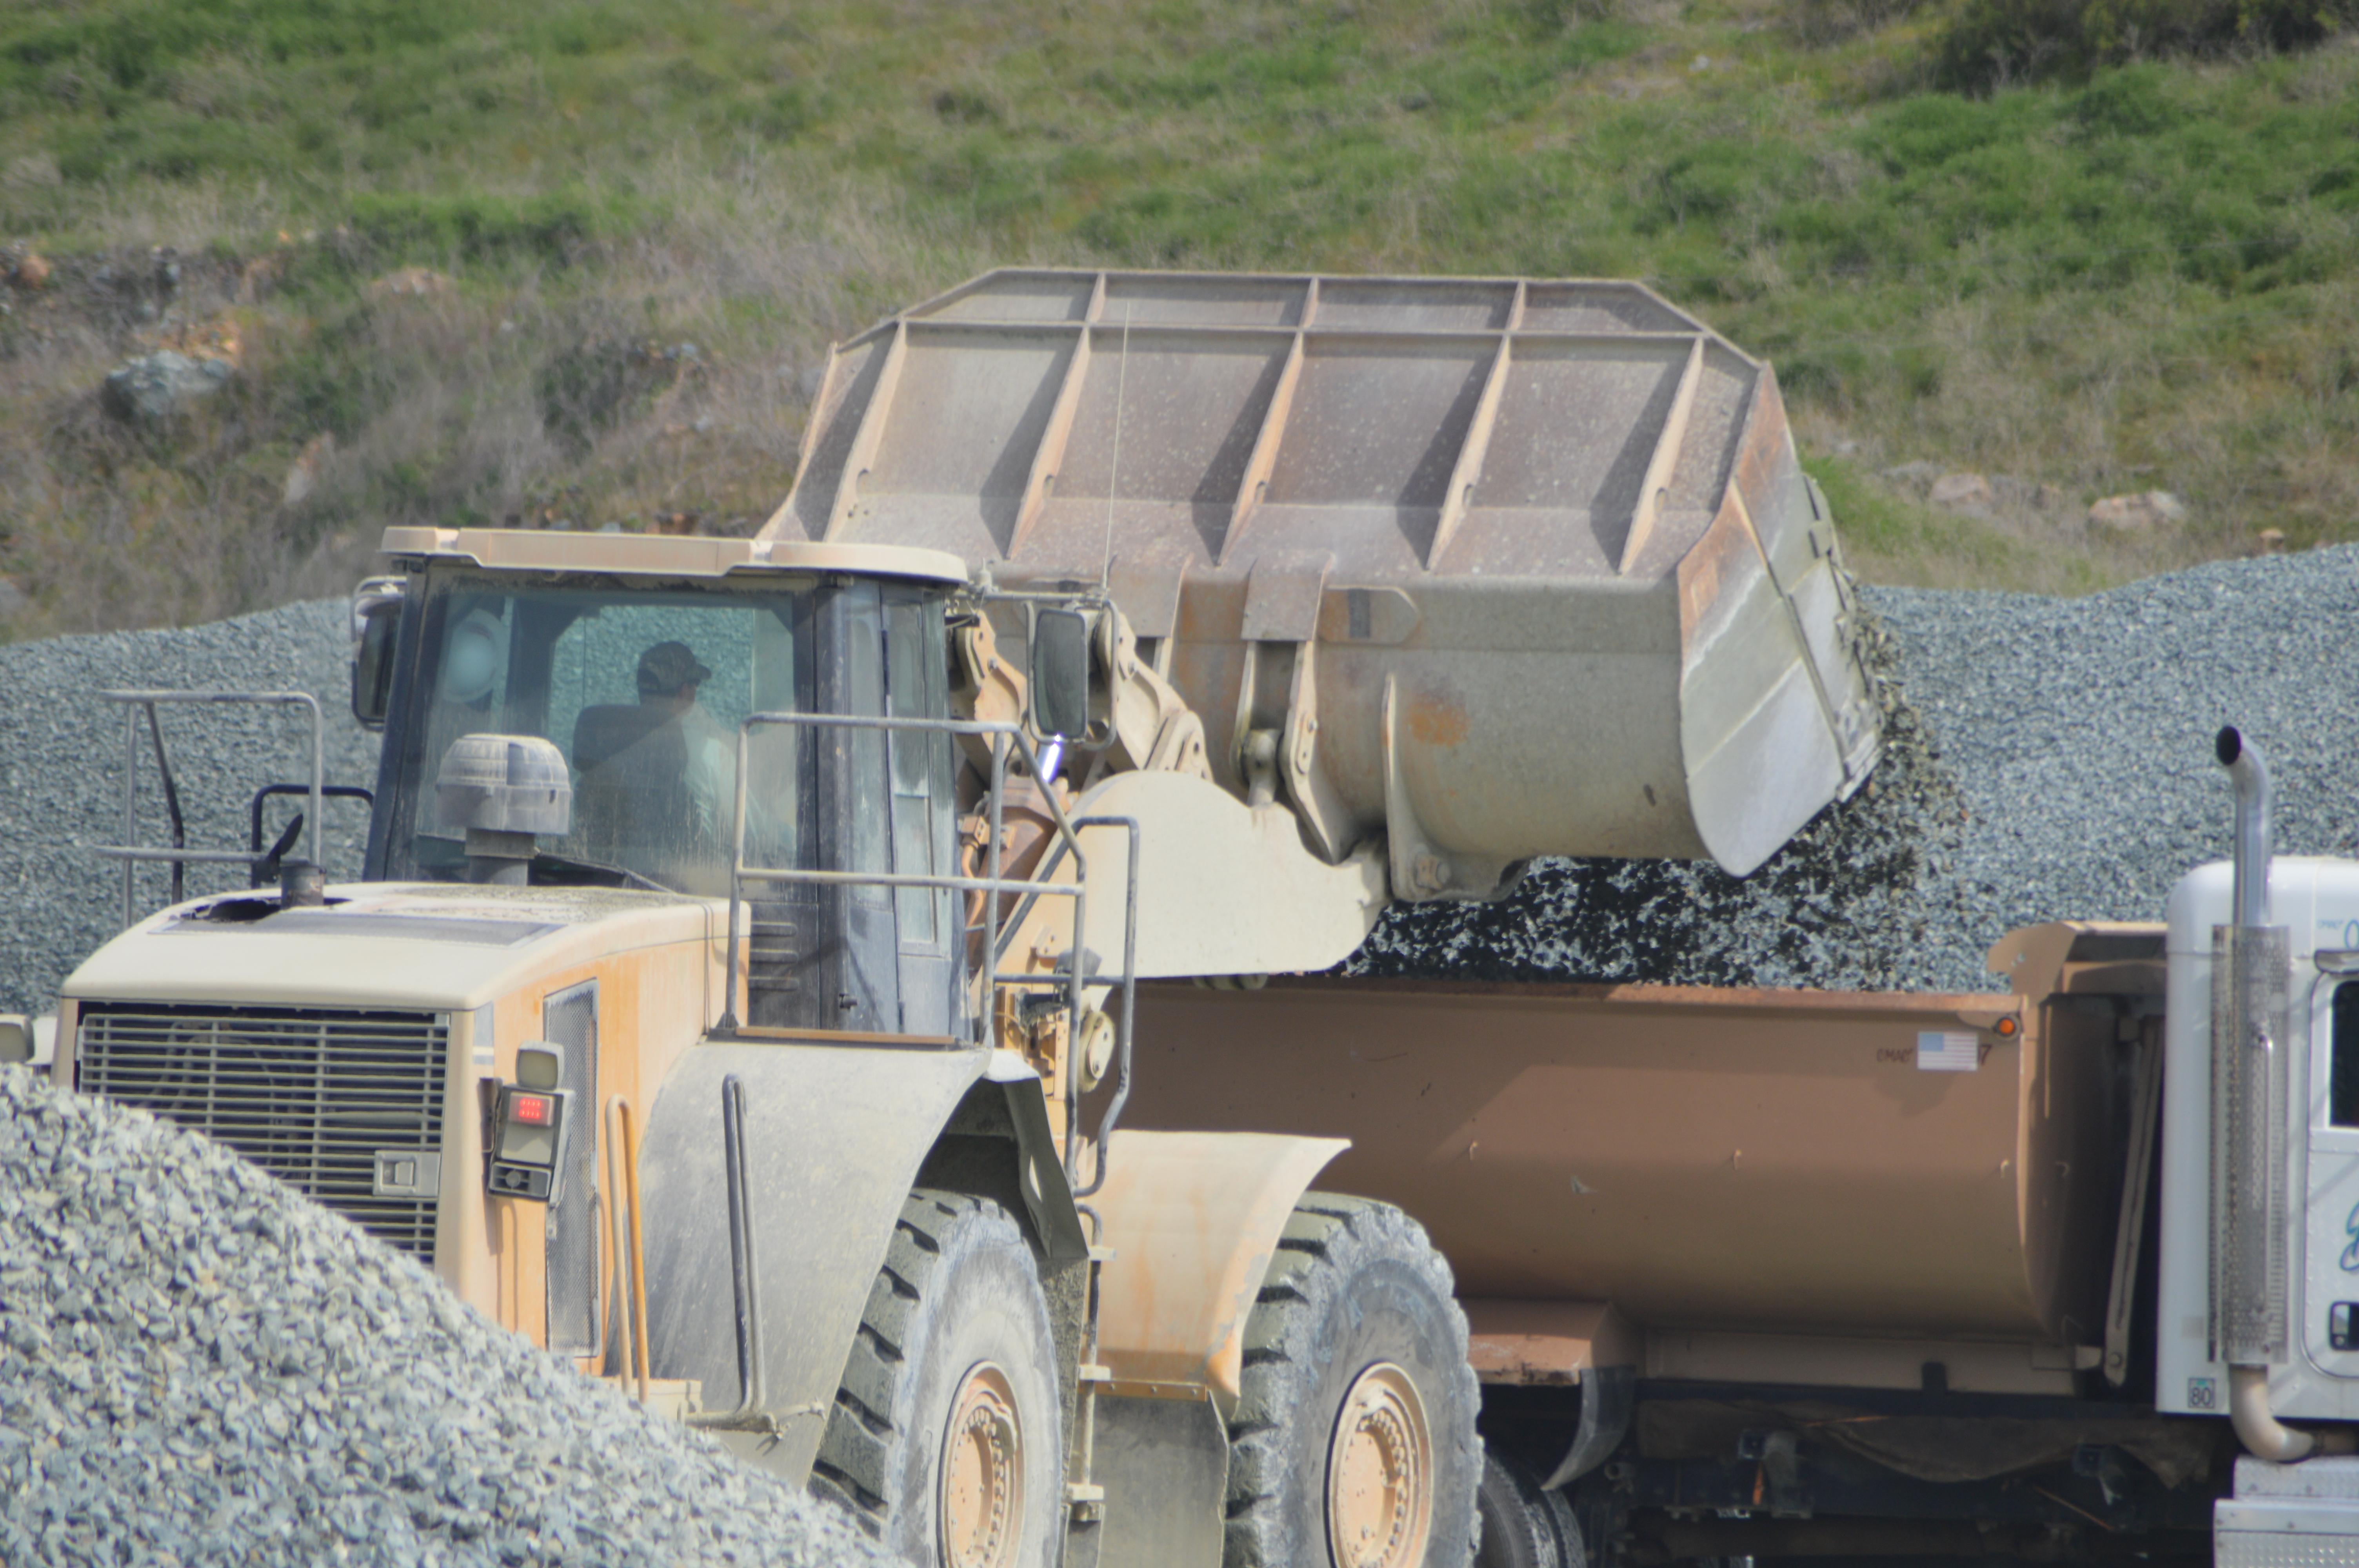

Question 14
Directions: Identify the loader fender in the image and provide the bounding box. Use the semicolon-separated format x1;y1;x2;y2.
1090;1129;1350;1411
636;1042;1081;1484
980;1047;1091;1261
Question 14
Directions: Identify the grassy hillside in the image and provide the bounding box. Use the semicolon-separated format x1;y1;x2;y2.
3;0;2357;635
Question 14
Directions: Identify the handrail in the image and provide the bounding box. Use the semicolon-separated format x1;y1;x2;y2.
716;708;1139;1185
603;1095;652;1405
1067;816;1139;1198
683;1073;782;1434
719;712;1098;1049
93;690;326;928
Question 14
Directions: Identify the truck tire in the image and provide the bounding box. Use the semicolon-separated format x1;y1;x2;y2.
1226;1193;1482;1568
1475;1453;1585;1568
810;1190;1064;1568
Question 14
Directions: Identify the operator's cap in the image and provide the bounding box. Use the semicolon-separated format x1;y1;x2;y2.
636;641;713;694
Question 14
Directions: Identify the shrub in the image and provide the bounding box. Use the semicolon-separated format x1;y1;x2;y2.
1935;0;2359;86
1790;0;1941;48
345;191;618;271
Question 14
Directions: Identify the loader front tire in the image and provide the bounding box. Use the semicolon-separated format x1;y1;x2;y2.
810;1189;1064;1568
1225;1194;1482;1568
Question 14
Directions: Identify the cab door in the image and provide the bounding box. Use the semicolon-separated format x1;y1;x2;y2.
883;591;959;1038
769;583;958;1038
2302;976;2359;1376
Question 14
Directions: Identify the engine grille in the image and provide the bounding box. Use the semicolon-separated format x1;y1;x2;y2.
76;1003;449;1261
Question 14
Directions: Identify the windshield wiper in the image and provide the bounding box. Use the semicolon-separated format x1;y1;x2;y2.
526;850;675;894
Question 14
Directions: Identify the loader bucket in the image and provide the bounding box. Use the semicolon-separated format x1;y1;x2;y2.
763;270;1878;890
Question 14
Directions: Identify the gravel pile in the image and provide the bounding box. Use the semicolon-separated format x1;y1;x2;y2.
1353;544;2359;993
0;600;381;1017
0;1063;880;1567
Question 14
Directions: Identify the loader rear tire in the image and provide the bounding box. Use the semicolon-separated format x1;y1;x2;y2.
1225;1193;1482;1568
1475;1452;1585;1568
810;1189;1064;1568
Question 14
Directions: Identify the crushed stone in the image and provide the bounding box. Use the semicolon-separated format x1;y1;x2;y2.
0;1064;880;1567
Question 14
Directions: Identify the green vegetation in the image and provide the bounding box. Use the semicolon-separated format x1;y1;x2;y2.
1936;0;2359;85
2;0;2356;631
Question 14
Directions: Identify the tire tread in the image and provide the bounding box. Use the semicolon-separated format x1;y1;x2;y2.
811;1188;999;1537
1222;1193;1482;1568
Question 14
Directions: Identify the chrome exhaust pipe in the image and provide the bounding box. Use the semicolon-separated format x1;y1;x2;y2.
2211;728;2352;1459
2217;726;2272;927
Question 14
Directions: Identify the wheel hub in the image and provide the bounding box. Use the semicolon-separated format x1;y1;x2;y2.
1327;1361;1435;1568
940;1361;1025;1568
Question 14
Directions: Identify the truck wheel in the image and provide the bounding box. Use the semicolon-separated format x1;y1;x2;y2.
1226;1194;1483;1568
1475;1453;1585;1568
810;1190;1064;1568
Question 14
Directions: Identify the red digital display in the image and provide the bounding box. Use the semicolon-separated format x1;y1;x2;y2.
506;1091;554;1126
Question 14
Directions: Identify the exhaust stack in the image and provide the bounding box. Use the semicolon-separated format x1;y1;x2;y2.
2219;726;2272;927
2209;726;2342;1460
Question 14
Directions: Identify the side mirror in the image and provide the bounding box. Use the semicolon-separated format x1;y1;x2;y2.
350;578;403;730
1030;608;1091;744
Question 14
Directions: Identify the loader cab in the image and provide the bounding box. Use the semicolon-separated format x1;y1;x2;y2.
361;534;970;1038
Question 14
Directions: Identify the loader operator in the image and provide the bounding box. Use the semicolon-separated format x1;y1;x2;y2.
634;639;737;850
567;633;799;895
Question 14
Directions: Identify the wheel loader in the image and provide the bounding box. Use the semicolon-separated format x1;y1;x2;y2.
38;269;1878;1568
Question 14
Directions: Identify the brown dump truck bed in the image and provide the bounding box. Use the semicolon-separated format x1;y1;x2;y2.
1115;942;2159;1392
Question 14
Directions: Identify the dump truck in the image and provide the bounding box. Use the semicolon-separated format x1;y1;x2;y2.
1139;728;2359;1568
26;267;1897;1568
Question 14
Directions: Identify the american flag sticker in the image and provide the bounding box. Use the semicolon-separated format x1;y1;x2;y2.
1917;1031;1980;1072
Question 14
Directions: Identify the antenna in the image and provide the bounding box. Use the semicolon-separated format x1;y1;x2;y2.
1101;301;1132;588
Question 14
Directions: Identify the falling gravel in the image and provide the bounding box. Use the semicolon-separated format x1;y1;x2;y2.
1352;544;2359;994
0;1063;881;1567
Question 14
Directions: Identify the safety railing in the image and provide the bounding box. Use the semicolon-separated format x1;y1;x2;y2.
716;711;1138;1187
91;690;329;929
